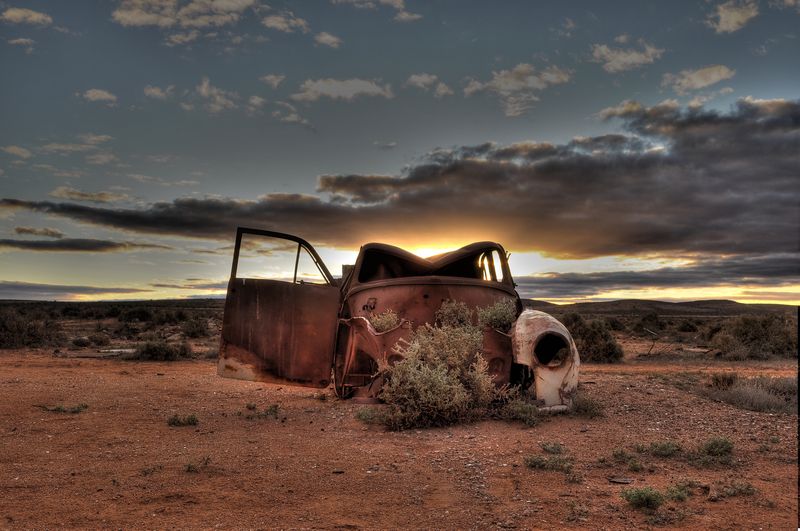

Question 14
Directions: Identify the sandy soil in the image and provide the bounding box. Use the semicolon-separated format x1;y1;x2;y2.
0;350;796;530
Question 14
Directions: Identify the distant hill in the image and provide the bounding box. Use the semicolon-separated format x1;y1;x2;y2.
522;298;796;316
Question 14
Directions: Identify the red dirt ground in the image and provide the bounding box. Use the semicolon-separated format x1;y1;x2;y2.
0;350;797;529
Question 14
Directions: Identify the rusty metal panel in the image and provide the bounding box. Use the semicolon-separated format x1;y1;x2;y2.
218;278;339;387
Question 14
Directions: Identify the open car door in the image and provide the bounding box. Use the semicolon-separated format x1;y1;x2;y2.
218;227;340;388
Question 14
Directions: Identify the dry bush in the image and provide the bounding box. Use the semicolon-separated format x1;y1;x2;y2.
560;313;623;363
702;374;797;414
368;309;400;332
0;307;64;348
477;299;517;333
377;301;510;430
181;318;208;338
710;314;797;359
621;487;665;510
126;340;192;361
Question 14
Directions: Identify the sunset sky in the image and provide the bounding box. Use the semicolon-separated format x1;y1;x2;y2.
0;0;798;303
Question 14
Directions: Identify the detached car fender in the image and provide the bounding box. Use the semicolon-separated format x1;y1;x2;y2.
512;310;580;409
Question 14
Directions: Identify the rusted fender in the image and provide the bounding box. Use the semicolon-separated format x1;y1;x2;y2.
511;310;580;408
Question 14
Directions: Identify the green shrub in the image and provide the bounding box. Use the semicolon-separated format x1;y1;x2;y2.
435;300;473;327
369;309;400;333
700;437;733;456
711;314;797;359
571;393;604;418
129;341;192;361
649;441;682;457
181;318;208;338
621;487;664;510
524;455;574;473
477;299;517;333
560;313;623;363
492;397;539;426
71;337;91;348
168;414;198;426
0;308;64;348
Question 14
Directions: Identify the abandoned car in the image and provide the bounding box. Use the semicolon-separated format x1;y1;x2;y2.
218;227;580;410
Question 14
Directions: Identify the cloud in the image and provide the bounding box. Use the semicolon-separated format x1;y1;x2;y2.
0;280;152;300
291;78;394;102
0;7;52;25
144;84;175;100
246;95;267;115
8;37;35;53
164;30;199;46
78;133;113;145
259;74;285;88
433;82;454;98
49;186;129;203
514;254;800;299
81;89;118;105
707;0;759;33
271;101;310;126
261;11;309;33
373;141;398;149
314;31;342;48
1;145;32;159
13;226;64;238
149;279;227;290
195;76;237;112
3;98;797;264
464;64;571;116
129;174;199;187
332;0;421;22
405;73;438;90
590;40;665;73
662;65;736;95
112;0;256;29
85;152;118;165
0;238;172;253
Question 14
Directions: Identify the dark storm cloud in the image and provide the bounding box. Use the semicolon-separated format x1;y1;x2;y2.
1;97;798;259
0;238;173;252
514;254;800;299
0;281;152;300
13;226;64;238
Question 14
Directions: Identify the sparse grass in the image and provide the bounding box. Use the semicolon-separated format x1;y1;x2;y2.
571;393;604;418
621;487;664;510
185;456;211;473
612;448;633;462
167;414;198;427
140;465;163;476
627;459;644;472
355;406;385;425
721;481;756;497
492;397;539;426
565;501;589;522
524;454;574;473
368;309;400;333
702;374;797;414
477;299;517;333
245;404;279;420
560;313;623;363
540;442;564;454
38;403;88;414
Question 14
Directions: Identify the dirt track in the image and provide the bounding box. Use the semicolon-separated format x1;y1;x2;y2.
0;351;797;529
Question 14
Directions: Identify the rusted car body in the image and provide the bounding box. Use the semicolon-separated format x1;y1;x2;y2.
218;227;579;410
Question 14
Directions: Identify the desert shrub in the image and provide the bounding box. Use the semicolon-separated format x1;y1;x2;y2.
168;413;198;426
524;455;574;473
700;437;733;456
355;406;385;425
649;441;682;457
492;397;539;426
119;307;153;323
604;317;626;331
633;312;664;335
88;333;110;346
435;299;473;327
0;308;64;348
71;336;91;348
621;487;664;510
703;375;797;414
39;403;88;414
369;309;400;332
181;318;208;338
378;301;509;430
560;313;623;363
128;341;191;361
711;314;797;359
477;299;517;333
571;393;604;418
245;404;279;420
540;442;564;454
677;320;698;333
721;481;756;497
